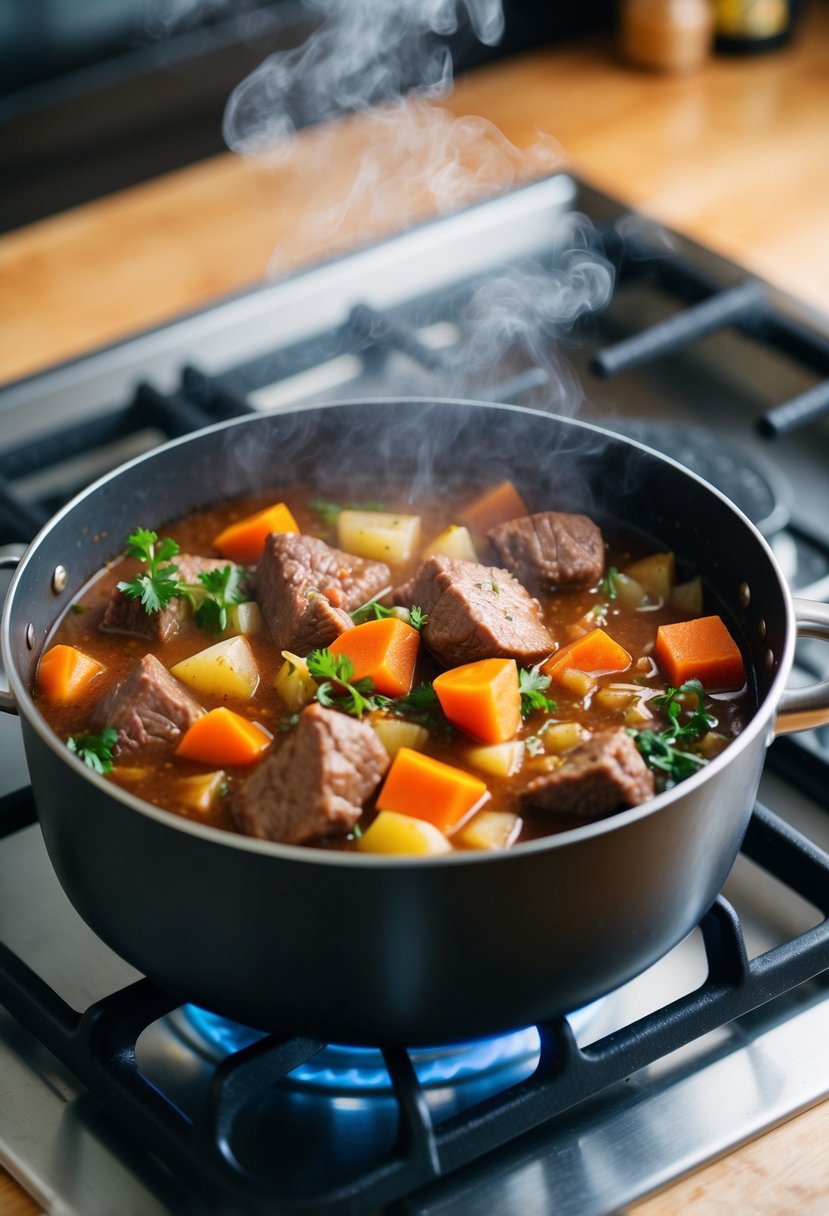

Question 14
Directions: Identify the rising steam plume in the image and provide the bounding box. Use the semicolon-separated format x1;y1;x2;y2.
222;0;613;413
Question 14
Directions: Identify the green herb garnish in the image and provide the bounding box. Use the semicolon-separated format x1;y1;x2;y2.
306;648;379;718
117;529;247;634
378;682;449;731
599;566;619;601
518;665;558;719
309;499;386;527
67;726;118;774
118;529;181;614
190;564;247;634
630;678;717;788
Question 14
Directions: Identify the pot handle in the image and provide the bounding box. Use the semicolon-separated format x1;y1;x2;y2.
0;551;21;716
774;598;829;735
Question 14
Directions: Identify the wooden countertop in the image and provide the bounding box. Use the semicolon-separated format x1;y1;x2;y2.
2;4;829;1212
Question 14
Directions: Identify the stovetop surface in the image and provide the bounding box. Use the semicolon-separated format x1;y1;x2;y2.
1;174;829;1214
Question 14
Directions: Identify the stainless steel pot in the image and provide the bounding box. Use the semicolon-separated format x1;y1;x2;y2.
3;400;828;1046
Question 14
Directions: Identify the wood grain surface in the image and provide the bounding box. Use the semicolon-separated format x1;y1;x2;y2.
1;4;829;1212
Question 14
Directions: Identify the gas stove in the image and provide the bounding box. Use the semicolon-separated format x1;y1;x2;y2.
1;174;828;1215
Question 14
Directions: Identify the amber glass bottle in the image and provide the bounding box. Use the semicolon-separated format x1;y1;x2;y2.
714;0;797;52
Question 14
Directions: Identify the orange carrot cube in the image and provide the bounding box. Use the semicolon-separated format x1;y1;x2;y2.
176;707;271;766
460;481;528;535
213;502;299;565
542;628;632;682
328;617;420;697
376;747;489;834
433;657;521;743
37;644;104;704
655;615;745;690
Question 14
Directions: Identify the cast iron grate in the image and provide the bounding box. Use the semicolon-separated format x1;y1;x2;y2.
0;790;827;1215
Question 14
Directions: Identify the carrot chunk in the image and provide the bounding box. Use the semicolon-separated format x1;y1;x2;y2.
213;502;299;565
37;644;104;704
460;481;528;535
328;617;420;697
433;657;521;744
655;615;745;690
376;747;489;834
176;707;271;766
542;628;632;682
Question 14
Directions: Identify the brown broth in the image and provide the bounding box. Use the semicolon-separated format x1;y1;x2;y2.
34;484;754;849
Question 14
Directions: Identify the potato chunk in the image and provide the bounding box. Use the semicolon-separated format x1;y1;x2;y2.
357;810;451;856
372;717;430;759
464;741;524;778
274;651;318;711
337;510;421;564
171;636;259;700
624;552;676;603
458;810;521;851
422;524;477;562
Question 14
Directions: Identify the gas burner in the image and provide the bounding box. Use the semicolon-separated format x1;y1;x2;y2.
605;420;792;537
179;1005;542;1095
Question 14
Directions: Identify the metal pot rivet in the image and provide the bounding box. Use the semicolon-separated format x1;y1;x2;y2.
26;623;34;650
758;618;767;639
739;581;751;607
51;565;68;594
764;648;774;671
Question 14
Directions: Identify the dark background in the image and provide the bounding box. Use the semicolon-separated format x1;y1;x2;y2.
0;0;615;233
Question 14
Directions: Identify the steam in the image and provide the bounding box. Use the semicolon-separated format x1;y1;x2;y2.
223;0;613;414
224;0;505;151
223;0;560;273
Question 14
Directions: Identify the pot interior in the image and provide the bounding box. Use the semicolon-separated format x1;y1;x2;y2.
5;399;791;725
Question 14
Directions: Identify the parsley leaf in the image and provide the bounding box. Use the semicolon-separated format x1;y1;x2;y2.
518;665;558;719
117;530;248;634
190;564;247;633
630;677;717;788
67;727;118;774
408;605;428;631
306;648;379;718
599;566;620;601
310;499;386;527
377;682;449;731
118;529;181;614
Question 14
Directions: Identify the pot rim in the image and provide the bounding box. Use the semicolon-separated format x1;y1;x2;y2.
1;397;796;867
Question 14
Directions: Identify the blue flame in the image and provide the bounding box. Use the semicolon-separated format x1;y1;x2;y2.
182;1007;599;1095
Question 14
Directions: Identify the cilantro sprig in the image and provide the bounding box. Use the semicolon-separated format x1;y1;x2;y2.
117;529;246;633
67;727;117;774
630;678;717;788
518;665;558;719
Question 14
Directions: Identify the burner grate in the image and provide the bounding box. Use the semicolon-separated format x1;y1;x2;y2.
0;791;827;1215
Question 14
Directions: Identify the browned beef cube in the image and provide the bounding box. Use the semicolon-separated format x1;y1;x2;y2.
233;703;389;845
255;533;391;655
90;653;204;753
395;555;554;668
488;512;604;592
101;555;241;642
522;728;654;819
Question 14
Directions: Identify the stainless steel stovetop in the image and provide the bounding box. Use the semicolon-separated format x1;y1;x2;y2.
1;174;829;1215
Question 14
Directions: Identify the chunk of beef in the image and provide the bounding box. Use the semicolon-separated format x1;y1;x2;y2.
101;555;242;643
488;512;604;593
395;555;554;668
233;702;389;845
522;728;654;819
90;653;203;754
255;533;391;655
